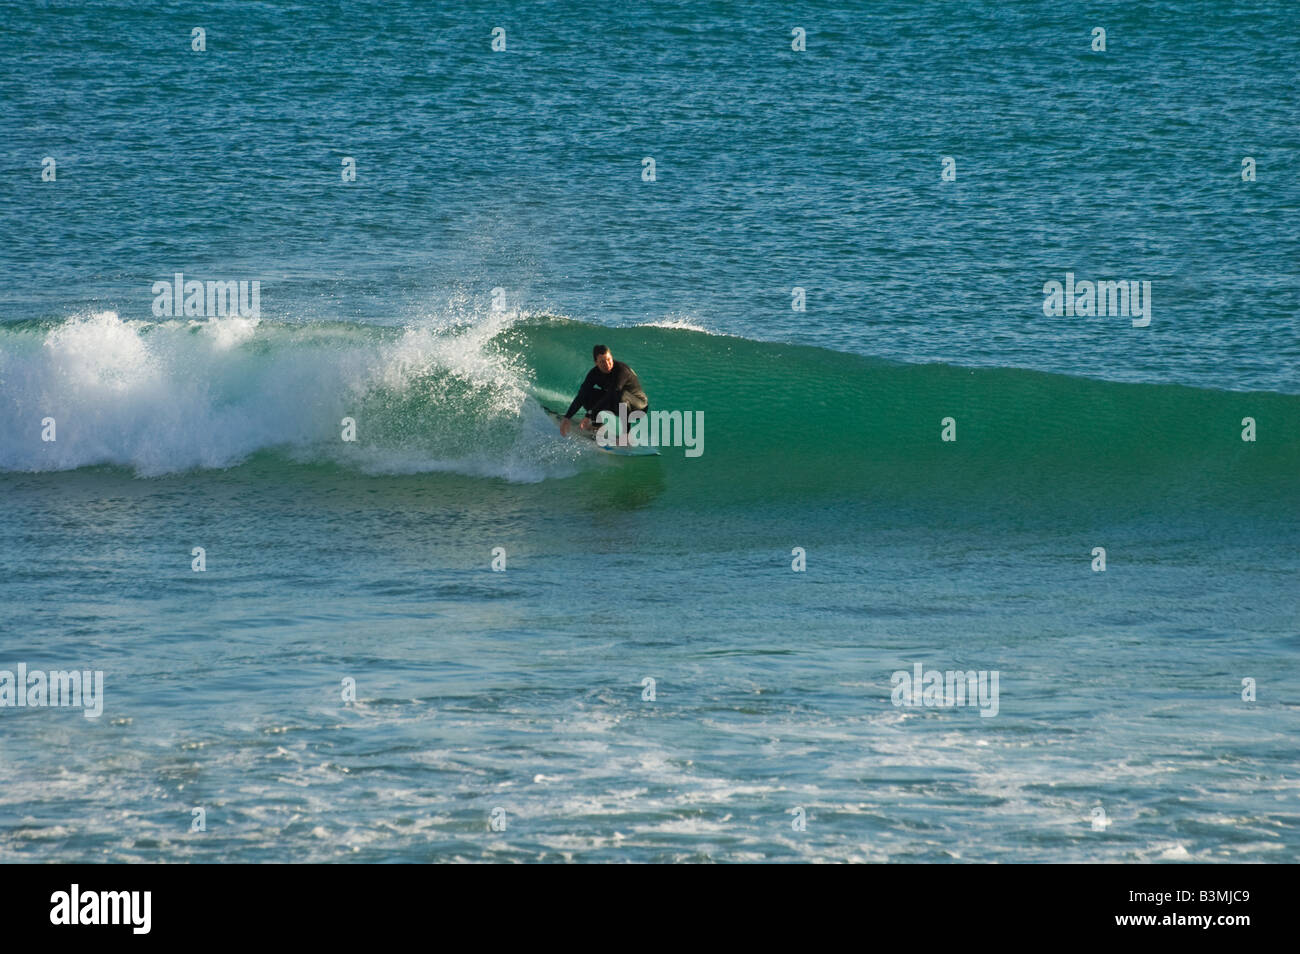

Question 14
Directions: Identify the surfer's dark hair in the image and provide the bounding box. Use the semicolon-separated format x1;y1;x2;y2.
593;344;610;359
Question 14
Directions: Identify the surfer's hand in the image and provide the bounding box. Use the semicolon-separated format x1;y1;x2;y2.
579;418;592;431
560;417;571;436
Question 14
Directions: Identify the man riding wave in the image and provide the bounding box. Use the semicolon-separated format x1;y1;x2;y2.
559;345;649;439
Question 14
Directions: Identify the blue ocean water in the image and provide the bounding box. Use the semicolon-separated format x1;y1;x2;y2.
0;1;1296;862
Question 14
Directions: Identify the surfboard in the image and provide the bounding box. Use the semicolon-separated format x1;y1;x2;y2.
542;405;661;457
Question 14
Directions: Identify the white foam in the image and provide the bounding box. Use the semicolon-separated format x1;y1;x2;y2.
0;308;584;481
636;315;728;335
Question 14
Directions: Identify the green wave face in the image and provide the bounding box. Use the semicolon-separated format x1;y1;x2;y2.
502;317;1299;517
2;313;1296;527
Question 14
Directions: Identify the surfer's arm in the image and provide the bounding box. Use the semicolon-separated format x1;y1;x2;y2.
564;369;597;419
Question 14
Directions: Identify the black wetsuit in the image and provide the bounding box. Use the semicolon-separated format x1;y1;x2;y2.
565;360;649;421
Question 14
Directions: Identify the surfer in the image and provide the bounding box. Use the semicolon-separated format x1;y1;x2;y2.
560;345;649;439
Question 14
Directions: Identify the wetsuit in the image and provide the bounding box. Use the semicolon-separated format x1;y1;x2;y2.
565;360;649;422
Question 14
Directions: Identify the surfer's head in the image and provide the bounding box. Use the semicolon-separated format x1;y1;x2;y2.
593;345;613;373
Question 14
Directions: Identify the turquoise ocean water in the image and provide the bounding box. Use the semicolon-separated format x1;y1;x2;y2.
0;1;1297;862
